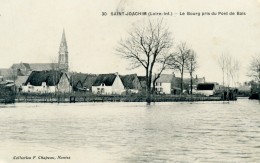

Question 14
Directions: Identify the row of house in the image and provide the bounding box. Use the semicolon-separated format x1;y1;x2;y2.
15;70;207;95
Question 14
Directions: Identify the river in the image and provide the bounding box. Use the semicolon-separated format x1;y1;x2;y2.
0;98;259;163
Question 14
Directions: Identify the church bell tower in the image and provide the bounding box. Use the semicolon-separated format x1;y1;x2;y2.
58;29;69;72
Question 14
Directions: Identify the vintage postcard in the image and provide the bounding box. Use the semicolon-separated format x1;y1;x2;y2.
0;0;260;162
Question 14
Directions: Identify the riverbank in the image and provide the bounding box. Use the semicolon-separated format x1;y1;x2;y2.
10;93;236;103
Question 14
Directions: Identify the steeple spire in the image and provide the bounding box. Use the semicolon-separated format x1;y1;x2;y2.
60;28;67;49
58;29;69;72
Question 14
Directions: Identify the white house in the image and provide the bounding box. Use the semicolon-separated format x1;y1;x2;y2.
92;73;125;95
153;74;174;94
22;70;71;93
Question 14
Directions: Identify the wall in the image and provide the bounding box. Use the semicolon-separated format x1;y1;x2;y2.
155;82;171;94
22;82;57;93
92;85;113;94
57;73;71;93
112;75;125;94
195;90;214;96
133;76;142;90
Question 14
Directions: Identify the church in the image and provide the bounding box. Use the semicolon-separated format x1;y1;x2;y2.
0;30;71;93
11;29;69;76
19;30;72;93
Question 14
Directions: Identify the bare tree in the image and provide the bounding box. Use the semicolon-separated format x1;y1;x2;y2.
218;53;227;87
116;19;173;104
218;53;241;89
185;50;198;95
249;55;260;82
168;42;190;93
225;54;233;87
231;59;240;88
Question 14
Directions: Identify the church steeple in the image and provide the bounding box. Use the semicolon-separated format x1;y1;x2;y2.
58;29;69;72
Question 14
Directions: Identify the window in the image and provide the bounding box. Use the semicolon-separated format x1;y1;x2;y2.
160;88;163;92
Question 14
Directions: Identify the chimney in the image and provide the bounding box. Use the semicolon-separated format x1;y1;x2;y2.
115;72;119;76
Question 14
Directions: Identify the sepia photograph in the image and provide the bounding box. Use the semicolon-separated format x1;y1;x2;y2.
0;0;260;162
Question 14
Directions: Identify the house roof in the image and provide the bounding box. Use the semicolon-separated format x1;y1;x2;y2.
70;73;97;88
70;73;88;87
137;76;146;82
11;63;59;71
15;76;29;87
25;70;64;86
83;75;98;88
154;74;174;83
120;74;138;89
92;74;117;86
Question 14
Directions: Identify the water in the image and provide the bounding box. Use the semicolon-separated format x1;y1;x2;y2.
0;99;259;163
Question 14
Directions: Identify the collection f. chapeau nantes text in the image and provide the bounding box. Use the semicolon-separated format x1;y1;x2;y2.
102;11;246;16
13;156;70;160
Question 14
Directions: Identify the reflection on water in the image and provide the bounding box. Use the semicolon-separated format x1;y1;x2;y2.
0;99;260;162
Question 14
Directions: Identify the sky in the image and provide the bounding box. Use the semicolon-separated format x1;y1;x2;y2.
0;0;260;84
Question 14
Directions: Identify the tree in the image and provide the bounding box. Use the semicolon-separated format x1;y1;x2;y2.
231;59;240;88
218;53;227;87
185;50;198;95
116;19;173;104
249;55;260;82
168;42;190;93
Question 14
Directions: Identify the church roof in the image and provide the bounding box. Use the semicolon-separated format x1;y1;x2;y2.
29;63;58;71
11;63;31;70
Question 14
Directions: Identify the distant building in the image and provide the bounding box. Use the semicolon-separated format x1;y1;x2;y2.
120;74;142;93
82;75;98;92
22;70;71;93
70;73;88;91
15;75;29;92
195;82;219;96
153;74;174;94
92;73;125;95
0;30;69;81
70;73;97;92
58;29;69;72
183;75;206;92
152;73;185;95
